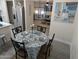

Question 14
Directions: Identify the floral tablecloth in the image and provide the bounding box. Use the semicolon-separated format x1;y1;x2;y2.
15;30;49;59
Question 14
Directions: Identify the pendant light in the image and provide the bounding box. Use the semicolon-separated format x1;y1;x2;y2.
46;0;49;6
35;10;38;14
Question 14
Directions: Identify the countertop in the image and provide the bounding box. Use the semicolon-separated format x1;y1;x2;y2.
0;22;12;29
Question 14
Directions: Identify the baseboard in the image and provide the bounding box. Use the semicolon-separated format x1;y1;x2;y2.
54;38;71;46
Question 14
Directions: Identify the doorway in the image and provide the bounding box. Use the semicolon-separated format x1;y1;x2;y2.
33;1;53;35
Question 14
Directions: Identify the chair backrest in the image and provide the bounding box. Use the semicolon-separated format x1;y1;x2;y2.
37;26;42;31
37;26;46;33
12;26;22;37
48;33;55;47
39;43;47;52
50;33;55;43
37;43;47;59
11;38;26;52
41;27;46;33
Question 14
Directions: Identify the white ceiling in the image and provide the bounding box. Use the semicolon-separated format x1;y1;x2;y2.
6;0;53;2
6;0;12;1
33;0;53;2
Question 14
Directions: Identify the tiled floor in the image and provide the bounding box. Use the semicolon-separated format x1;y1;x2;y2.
0;39;70;59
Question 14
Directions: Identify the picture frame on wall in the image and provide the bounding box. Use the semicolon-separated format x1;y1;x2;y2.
54;2;78;23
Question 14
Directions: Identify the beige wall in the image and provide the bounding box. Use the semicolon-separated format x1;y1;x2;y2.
70;9;78;59
49;0;78;44
24;0;33;31
49;21;74;44
55;0;78;2
0;0;9;23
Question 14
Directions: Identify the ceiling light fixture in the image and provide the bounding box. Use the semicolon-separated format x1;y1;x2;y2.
46;0;49;6
41;10;45;15
35;10;38;14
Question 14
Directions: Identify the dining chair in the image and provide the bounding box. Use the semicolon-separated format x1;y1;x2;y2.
50;33;55;43
37;43;47;59
37;26;47;33
11;38;28;59
46;33;55;57
41;27;47;33
12;26;22;38
37;26;42;32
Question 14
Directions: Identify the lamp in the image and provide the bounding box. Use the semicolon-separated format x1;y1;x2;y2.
46;0;49;6
41;10;45;15
35;10;38;14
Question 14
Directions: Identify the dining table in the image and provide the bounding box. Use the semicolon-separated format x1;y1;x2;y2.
15;30;49;59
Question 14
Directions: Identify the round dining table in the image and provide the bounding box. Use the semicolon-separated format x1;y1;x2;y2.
15;30;49;59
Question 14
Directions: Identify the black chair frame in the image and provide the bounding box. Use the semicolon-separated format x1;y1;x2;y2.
37;26;47;33
11;38;28;59
45;33;55;59
12;26;22;38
